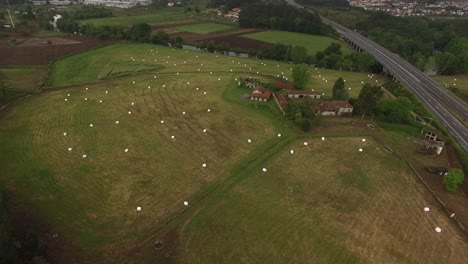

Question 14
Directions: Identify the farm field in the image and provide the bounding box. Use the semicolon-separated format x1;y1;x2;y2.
0;50;282;262
0;66;47;91
2;43;467;263
181;137;468;263
173;23;236;34
48;43;384;99
80;10;193;27
243;30;354;56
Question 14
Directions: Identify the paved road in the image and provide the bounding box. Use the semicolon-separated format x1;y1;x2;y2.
285;0;468;152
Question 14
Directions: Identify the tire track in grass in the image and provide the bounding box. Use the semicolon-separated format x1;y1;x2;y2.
132;134;297;252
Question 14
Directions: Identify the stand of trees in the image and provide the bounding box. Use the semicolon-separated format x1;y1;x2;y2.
240;2;333;36
332;77;349;100
353;11;468;75
435;37;468;75
66;6;113;20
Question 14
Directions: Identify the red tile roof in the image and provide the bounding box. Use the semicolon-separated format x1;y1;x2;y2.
276;94;288;109
285;90;321;95
251;87;271;100
312;101;353;112
276;81;293;90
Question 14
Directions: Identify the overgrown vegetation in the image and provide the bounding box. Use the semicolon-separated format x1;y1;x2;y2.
240;2;333;36
328;10;468;75
443;169;464;193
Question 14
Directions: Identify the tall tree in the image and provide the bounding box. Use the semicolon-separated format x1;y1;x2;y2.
127;23;151;42
292;65;310;90
332;77;348;100
291;46;307;64
376;97;413;124
357;83;383;120
324;43;342;56
353;52;375;72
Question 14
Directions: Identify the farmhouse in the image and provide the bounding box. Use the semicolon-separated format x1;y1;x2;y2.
312;101;353;116
251;87;271;102
240;77;260;89
285;90;321;99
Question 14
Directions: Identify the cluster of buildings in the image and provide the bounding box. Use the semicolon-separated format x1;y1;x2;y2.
218;7;241;22
240;77;354;117
348;0;468;17
31;0;152;8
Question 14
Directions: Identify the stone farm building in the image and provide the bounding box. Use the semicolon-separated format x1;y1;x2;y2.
251;87;272;102
312;101;353;116
285;90;321;99
240;77;260;89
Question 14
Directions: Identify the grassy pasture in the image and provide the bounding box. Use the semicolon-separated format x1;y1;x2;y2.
243;30;354;56
172;22;235;34
0;66;47;91
79;10;192;27
182;137;468;263
48;43;385;99
1;43;467;262
0;69;279;261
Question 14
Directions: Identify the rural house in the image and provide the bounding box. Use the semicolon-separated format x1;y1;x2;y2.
251;87;272;102
285;90;321;99
240;77;260;89
312;101;353;116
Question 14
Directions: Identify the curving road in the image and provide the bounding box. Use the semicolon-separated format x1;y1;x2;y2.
285;0;468;152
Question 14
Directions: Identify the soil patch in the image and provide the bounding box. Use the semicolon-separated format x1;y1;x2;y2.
0;35;112;65
208;35;270;50
151;228;179;263
8;197;83;264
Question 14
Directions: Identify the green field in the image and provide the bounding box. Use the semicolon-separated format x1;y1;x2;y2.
2;44;468;262
80;10;193;27
48;43;383;99
243;30;354;56
173;22;235;34
181;137;468;263
0;66;47;91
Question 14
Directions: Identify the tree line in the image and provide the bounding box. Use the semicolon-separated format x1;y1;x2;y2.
352;11;468;75
239;2;334;36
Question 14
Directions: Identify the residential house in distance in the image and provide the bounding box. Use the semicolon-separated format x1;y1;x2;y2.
83;0;151;8
250;87;272;102
285;90;321;99
225;7;241;21
239;77;260;89
312;101;353;116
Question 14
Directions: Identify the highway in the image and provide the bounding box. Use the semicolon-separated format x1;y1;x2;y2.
285;0;468;152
